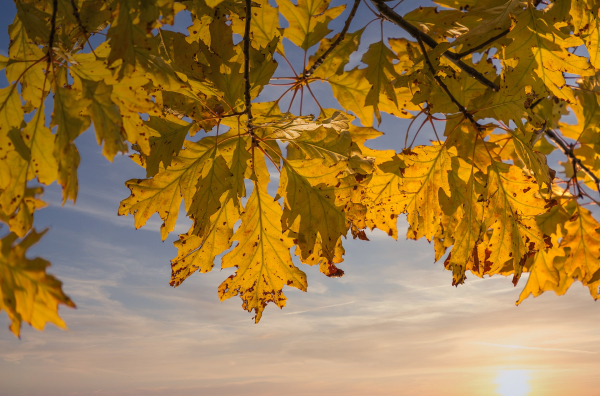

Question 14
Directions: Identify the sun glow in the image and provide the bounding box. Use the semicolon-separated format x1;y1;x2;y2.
494;370;531;396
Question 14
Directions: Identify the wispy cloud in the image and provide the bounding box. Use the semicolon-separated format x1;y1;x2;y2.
473;342;597;355
284;301;356;316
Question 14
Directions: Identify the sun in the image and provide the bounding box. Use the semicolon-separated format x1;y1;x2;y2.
494;370;531;396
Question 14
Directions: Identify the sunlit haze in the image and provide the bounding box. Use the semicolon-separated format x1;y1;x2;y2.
495;370;531;396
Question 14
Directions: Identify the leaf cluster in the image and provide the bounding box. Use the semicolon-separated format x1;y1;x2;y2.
3;0;600;331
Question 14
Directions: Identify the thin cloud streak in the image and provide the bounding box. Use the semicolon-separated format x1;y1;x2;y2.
473;342;598;355
283;301;357;315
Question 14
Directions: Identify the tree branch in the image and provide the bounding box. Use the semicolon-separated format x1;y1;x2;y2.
302;0;361;78
371;0;500;92
416;37;480;128
545;128;600;192
48;0;58;62
243;0;253;129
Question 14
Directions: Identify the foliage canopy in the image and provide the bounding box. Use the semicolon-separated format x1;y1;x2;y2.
2;0;600;335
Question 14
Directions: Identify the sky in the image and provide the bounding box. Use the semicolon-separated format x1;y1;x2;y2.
1;1;600;396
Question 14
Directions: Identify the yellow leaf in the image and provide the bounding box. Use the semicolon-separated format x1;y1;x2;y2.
329;67;374;127
188;152;233;237
365;155;407;240
511;127;552;189
219;179;307;323
106;0;156;73
144;115;192;177
0;85;24;135
6;18;46;109
0;229;75;338
81;80;128;162
231;0;282;50
119;132;244;240
51;87;91;203
516;236;573;304
444;158;485;285
278;158;347;264
206;0;226;8
278;0;345;50
307;29;363;79
119;139;212;240
8;187;47;238
362;41;402;123
401;144;453;242
22;108;58;185
170;135;251;286
503;7;593;102
479;162;549;282
572;1;600;67
560;200;600;282
171;198;237;285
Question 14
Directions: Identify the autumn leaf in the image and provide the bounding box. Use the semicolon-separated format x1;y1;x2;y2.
560;200;600;283
278;0;345;50
219;167;307;323
4;0;600;328
0;229;75;338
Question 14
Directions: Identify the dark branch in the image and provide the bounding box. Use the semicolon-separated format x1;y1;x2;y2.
70;0;88;39
243;0;253;129
48;0;58;60
416;37;480;128
70;0;99;56
545;128;600;192
371;0;500;92
455;29;510;59
302;0;361;78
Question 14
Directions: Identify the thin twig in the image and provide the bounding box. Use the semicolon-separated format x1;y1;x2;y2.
362;0;379;17
428;114;441;141
302;0;361;78
416;37;480;128
409;117;428;148
305;82;325;115
280;53;299;77
70;0;98;57
256;143;281;172
455;29;510;59
546;128;600;192
404;110;424;149
371;0;499;91
243;0;253;129
286;87;299;113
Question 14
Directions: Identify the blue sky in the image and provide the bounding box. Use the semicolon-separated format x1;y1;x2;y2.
1;1;600;395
